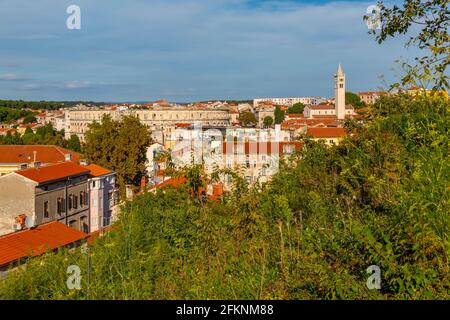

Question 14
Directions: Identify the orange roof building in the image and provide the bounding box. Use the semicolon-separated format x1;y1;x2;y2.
81;163;112;177
16;162;90;185
0;221;87;269
0;162;92;236
0;145;81;176
306;127;346;145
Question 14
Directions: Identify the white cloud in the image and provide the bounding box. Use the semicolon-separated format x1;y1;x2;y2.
23;80;92;90
0;73;30;81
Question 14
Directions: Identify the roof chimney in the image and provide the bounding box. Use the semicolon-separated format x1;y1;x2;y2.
140;176;146;193
31;161;41;168
65;153;72;162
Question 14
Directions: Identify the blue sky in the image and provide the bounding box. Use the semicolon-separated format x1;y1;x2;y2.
0;0;417;102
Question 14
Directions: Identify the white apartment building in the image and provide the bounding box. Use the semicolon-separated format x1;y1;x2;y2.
253;97;326;107
303;104;355;119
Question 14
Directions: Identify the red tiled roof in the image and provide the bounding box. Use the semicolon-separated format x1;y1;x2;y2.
81;164;112;177
175;123;192;128
282;118;339;127
307;127;346;138
0;145;80;164
0;221;87;267
287;113;304;118
151;177;187;190
19;124;38;128
16;162;90;184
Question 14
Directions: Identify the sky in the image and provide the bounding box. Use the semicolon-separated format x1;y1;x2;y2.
0;0;418;102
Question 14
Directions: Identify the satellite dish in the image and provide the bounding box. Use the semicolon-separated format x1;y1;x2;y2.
25;216;35;229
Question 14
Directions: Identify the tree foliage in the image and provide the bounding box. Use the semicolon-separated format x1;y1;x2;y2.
83;115;152;195
287;102;305;114
274;106;285;124
366;0;450;89
346;91;366;108
0;107;34;123
238;111;257;127
66;134;81;153
263;116;274;128
0;123;66;147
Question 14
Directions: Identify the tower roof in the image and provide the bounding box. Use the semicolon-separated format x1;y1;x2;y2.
337;63;344;76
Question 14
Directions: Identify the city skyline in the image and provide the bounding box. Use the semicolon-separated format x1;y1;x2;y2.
0;0;415;102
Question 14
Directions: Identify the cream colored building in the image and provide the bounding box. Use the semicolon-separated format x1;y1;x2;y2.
253;97;326;107
358;91;384;105
65;106;231;143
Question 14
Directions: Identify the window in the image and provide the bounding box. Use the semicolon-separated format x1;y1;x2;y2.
103;211;112;227
57;197;65;215
69;220;78;229
92;181;96;188
80;191;84;207
68;194;73;210
73;195;78;209
44;201;49;218
80;216;89;233
84;191;88;206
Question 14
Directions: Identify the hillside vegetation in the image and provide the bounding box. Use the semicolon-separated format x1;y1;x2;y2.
0;93;448;299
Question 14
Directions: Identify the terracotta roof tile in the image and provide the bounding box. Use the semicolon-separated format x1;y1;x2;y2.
16;162;90;184
81;164;112;177
151;177;187;190
0;221;87;267
0;145;80;164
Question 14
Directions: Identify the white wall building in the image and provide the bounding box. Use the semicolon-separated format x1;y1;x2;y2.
65;106;231;142
253;97;326;107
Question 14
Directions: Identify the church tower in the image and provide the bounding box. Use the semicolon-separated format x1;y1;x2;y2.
335;63;346;120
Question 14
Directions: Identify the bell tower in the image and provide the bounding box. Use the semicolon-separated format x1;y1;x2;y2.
335;63;345;119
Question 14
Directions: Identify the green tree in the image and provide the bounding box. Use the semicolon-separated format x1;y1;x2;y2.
366;0;449;89
263;116;274;128
24;127;33;135
12;132;22;145
274;106;285;124
66;134;81;152
22;115;37;124
345;91;365;108
2;131;13;144
84;115;152;195
238;111;257;127
287;102;305;114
